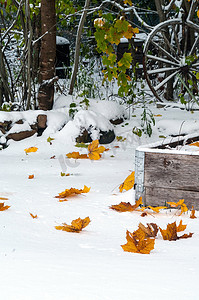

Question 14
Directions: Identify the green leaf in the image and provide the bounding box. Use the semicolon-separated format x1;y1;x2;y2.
75;143;88;148
47;137;55;143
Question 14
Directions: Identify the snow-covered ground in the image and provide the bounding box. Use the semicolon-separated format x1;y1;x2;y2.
0;97;199;300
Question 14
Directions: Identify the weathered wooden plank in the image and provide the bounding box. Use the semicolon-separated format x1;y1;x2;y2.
145;187;199;209
144;152;199;191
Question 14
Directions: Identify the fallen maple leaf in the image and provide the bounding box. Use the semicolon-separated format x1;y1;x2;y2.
147;206;167;213
30;213;38;219
121;230;155;254
24;147;38;154
190;206;197;219
167;199;188;215
55;185;90;200
138;223;159;238
66;152;88;159
88;140;106;160
28;174;34;179
55;217;91;233
167;199;185;208
110;197;142;212
110;202;135;212
0;203;10;211
177;220;187;232
160;221;193;241
119;171;135;192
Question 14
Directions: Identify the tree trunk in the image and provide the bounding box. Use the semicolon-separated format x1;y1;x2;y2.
69;0;90;95
38;0;56;110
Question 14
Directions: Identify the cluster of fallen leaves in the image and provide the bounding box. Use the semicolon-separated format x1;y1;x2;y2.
110;198;196;218
66;140;106;160
121;220;193;254
20;145;197;252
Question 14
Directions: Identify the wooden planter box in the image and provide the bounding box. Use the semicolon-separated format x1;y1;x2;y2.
135;134;199;209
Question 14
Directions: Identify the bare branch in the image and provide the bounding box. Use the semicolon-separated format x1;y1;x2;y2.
2;0;24;41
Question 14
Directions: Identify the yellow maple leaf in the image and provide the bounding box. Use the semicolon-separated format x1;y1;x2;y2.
197;9;199;18
88;140;106;160
167;199;185;207
180;203;188;215
24;147;38;154
190;206;197;219
55;217;91;233
167;199;188;214
153;114;162;117
147;206;167;213
66;152;88;159
55;185;91;200
121;230;155;254
119;171;135;192
0;202;10;211
28;174;34;179
123;0;132;5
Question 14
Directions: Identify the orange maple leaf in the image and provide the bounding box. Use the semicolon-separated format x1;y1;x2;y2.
66;152;88;159
28;175;34;179
110;197;142;212
88;140;106;160
121;230;155;254
160;221;193;241
0;202;10;211
24;147;38;154
30;213;38;219
55;185;90;201
119;171;135;192
55;216;91;233
190;206;197;219
190;141;199;147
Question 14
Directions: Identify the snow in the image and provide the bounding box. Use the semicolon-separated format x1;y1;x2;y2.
56;36;70;45
0;98;199;299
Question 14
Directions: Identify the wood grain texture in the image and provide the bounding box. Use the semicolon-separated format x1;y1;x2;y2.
144;152;199;191
145;187;199;209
